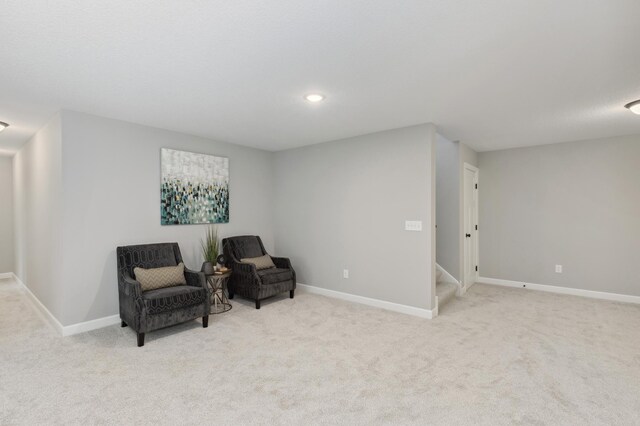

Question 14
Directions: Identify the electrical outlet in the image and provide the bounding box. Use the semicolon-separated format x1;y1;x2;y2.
343;269;349;279
405;220;423;231
555;265;563;273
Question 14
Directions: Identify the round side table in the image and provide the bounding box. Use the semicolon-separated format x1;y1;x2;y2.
205;271;232;314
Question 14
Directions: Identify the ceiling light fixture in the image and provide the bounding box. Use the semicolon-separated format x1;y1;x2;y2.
304;94;325;103
0;121;8;132
624;100;640;115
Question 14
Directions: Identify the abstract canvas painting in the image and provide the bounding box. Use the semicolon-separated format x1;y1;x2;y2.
161;148;229;225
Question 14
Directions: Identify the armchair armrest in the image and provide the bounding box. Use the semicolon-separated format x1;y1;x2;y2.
184;267;210;312
184;268;206;288
271;256;296;288
230;260;261;286
120;274;143;299
118;274;144;328
271;256;292;270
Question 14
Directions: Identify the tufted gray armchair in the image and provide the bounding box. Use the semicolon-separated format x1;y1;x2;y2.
116;243;210;347
222;235;296;309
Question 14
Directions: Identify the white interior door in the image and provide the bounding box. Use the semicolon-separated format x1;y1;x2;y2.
463;164;479;287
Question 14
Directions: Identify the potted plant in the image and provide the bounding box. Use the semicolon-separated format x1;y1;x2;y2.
201;225;219;275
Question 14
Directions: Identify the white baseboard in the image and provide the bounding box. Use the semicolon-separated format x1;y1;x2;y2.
436;264;459;285
13;273;64;335
0;272;14;280
61;314;121;336
479;276;640;305
13;273;121;336
436;263;463;295
297;283;436;319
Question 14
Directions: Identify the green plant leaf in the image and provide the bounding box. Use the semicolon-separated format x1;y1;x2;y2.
201;225;220;264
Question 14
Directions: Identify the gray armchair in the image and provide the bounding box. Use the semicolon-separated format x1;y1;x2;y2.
116;243;210;346
223;235;296;309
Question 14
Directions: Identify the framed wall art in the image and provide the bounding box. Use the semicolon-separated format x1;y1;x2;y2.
160;148;229;225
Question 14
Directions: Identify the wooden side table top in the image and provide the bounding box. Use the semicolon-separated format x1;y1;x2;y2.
205;271;231;279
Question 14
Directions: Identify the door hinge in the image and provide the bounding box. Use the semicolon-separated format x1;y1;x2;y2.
475;224;478;230
475;265;478;272
475;183;478;189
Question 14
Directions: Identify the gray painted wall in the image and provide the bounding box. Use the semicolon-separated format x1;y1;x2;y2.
57;111;275;325
273;124;437;310
479;135;640;296
436;134;460;280
13;113;66;320
0;156;14;273
13;113;440;324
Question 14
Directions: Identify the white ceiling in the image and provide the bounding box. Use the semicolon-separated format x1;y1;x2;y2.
1;1;640;155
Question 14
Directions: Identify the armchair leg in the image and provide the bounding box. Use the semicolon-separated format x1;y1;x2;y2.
202;315;209;328
228;291;234;299
137;333;145;347
255;299;261;309
121;320;127;327
290;290;295;299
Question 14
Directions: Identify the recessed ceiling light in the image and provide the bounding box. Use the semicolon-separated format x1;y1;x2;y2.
0;121;8;132
304;94;325;102
624;100;640;115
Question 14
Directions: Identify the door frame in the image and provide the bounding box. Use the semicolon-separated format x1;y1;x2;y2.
462;162;479;290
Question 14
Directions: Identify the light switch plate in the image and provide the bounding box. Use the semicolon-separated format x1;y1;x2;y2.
405;220;423;231
555;265;563;273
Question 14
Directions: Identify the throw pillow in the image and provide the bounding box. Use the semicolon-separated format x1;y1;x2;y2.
240;254;276;270
134;263;187;291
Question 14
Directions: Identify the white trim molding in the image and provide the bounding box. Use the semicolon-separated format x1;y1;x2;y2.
297;283;436;319
436;263;463;295
13;273;64;335
479;276;640;305
0;272;14;280
436;263;459;285
13;273;121;336
61;314;121;337
462;162;480;291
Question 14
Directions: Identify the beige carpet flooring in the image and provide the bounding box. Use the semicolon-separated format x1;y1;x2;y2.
1;276;639;425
